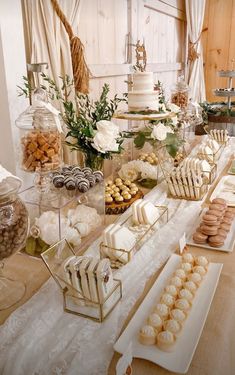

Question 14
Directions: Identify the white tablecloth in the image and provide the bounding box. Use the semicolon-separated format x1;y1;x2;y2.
0;139;234;375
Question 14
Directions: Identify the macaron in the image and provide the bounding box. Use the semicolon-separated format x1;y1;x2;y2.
208;235;225;248
217;228;228;239
202;214;218;226
211;198;227;207
219;223;230;232
223;211;234;220
221;217;232;225
200;225;218;236
209;203;225;212
192;232;208;244
207;209;223;218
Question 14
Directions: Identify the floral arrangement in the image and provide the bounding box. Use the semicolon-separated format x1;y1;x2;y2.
18;75;126;169
118;159;159;182
200;101;235;124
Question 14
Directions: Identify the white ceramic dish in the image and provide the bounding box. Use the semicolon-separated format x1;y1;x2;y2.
114;254;222;374
210;175;235;207
186;209;235;252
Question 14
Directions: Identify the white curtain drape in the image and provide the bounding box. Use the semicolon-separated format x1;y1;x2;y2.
22;0;84;164
185;0;206;103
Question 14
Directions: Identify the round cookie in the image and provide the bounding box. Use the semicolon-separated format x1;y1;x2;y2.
211;198;227;207
217;228;227;239
208;235;224;248
202;214;218;226
200;225;218;236
221;216;232;225
207;209;223;218
192;232;208;244
209;203;225;212
219;223;230;232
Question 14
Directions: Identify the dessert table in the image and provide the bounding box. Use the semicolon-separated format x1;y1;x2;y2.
0;137;234;375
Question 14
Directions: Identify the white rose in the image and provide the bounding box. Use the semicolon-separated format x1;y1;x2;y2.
35;211;70;245
151;123;168;141
92;132;119;153
96;120;119;137
167;102;181;113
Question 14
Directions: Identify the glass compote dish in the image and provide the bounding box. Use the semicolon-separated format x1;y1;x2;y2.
0;166;29;310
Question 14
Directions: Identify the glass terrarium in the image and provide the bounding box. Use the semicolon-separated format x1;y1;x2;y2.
19;181;105;258
0;166;29;310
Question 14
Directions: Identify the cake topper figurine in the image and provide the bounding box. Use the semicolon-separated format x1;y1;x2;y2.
134;40;147;72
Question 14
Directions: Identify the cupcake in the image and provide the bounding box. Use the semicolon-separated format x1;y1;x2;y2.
170;308;186;323
139;325;156;345
181;262;192;274
163;319;182;336
195;256;209;269
187;272;202;286
148;313;163;333
182;252;194;265
169;276;183;290
174;268;187;281
160;293;175;308
165;285;178;298
105;196;113;205
153;303;169;319
175;298;191;313
184;281;198;294
178;288;194;302
193;265;207;277
157;330;175;351
122;192;132;202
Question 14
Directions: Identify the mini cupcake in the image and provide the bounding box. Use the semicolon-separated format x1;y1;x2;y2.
165;285;178;298
123;192;132;202
153;303;169;319
174;268;187;281
169;276;183;290
115;195;124;204
193;265;207;277
105;196;113;205
163;319;182;336
187;272;202;285
130;190;137;197
148;313;163;334
175;298;191;313
170;308;186;323
181;262;192;274
160;293;175;308
139;325;156;345
178;288;194;302
182;252;195;265
195;255;209;269
184;281;198;294
157;330;175;351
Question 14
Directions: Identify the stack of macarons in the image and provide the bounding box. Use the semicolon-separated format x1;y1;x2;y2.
193;198;235;248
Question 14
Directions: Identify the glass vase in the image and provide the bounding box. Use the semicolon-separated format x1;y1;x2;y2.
83;152;104;171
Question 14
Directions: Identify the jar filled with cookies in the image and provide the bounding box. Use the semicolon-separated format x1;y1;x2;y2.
16;88;63;174
171;76;189;110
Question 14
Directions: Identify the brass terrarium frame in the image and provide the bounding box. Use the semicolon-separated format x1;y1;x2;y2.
41;239;122;322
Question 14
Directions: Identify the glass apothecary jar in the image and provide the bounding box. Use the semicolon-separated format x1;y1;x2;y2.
15;88;63;173
171;76;189;110
0;166;29;309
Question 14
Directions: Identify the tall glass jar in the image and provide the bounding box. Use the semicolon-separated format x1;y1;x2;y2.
0;167;29;309
16;88;62;173
171;76;189;110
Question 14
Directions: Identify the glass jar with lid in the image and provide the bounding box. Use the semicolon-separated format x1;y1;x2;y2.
0;165;29;309
16;87;62;173
171;76;190;110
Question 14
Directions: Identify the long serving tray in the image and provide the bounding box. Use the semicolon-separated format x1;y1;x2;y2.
186;209;235;253
114;254;223;374
209;175;235;207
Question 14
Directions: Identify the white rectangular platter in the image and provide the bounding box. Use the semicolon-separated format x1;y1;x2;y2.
186;209;235;252
210;175;235;206
114;254;222;374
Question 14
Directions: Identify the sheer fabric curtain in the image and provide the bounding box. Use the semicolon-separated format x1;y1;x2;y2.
22;0;83;164
185;0;206;103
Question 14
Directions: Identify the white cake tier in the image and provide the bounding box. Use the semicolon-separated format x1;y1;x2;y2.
132;72;154;92
128;91;159;111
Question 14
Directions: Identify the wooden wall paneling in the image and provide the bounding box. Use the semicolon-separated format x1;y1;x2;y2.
203;0;234;101
228;0;235;69
144;0;186;21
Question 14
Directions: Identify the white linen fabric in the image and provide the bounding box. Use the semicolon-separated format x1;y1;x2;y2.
0;139;234;375
185;0;206;103
22;0;83;164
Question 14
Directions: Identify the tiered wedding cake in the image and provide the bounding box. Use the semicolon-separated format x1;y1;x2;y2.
128;72;159;111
